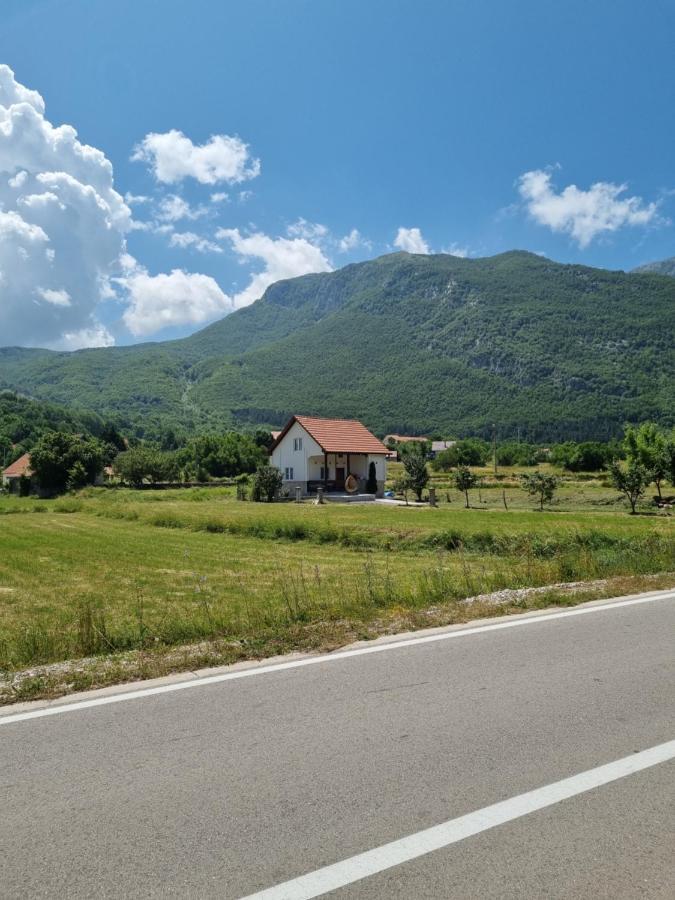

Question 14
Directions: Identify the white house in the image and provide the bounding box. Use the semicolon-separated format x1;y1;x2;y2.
269;415;389;497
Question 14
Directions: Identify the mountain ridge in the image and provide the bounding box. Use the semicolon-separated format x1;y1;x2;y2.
632;255;675;277
1;251;673;441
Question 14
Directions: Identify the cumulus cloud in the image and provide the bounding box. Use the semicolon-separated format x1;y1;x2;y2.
518;169;662;248
155;193;207;223
394;226;430;254
132;129;260;185
443;242;470;258
286;218;328;242
120;260;232;336
338;228;370;253
216;227;332;308
169;231;222;253
0;64;130;348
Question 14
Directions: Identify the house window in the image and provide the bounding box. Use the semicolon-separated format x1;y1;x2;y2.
293;437;303;451
320;466;326;480
284;467;294;480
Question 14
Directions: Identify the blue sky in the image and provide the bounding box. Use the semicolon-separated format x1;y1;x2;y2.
1;0;674;348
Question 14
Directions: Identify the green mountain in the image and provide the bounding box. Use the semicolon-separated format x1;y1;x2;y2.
1;251;673;441
632;256;675;277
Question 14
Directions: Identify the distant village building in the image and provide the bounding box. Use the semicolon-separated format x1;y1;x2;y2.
1;452;34;494
383;434;430;446
270;415;389;497
383;433;430;461
430;439;456;458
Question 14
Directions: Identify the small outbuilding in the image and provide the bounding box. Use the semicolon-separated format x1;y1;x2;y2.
1;452;34;494
270;415;389;497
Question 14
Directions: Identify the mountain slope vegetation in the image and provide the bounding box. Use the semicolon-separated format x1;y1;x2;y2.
632;256;675;277
0;251;673;441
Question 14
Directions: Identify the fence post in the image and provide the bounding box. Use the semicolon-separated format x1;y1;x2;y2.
429;486;437;507
295;485;302;503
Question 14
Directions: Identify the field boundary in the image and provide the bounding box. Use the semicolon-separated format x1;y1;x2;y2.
2;588;673;724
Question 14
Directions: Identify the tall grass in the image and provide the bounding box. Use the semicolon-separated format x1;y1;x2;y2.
1;533;671;672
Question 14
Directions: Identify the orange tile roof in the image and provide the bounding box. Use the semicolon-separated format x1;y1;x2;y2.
2;452;33;478
274;416;388;454
383;434;429;443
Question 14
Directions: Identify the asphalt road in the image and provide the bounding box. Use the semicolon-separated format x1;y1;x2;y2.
1;591;674;899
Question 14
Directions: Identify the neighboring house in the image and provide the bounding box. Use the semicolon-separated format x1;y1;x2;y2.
430;439;456;458
383;434;430;446
270;415;389;497
383;434;430;460
1;452;34;494
270;430;281;441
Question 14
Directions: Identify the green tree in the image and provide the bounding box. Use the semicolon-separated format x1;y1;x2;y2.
624;423;669;499
113;447;176;487
454;465;477;508
402;445;429;501
184;433;266;479
67;460;89;490
550;441;610;472
31;432;105;495
392;475;411;504
431;446;460;471
453;438;490;467
667;432;675;487
520;471;558;510
251;465;283;502
609;459;649;514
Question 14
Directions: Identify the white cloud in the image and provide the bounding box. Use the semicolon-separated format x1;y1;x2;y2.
443;242;470;258
132;129;260;185
0;64;131;349
124;191;150;205
216;227;332;308
338;228;370;253
38;287;71;307
210;191;229;204
121;263;232;336
287;218;328;241
518;168;662;248
169;231;222;253
51;324;115;350
156;193;207;222
394;226;430;254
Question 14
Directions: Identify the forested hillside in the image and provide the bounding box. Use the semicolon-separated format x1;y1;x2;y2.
0;391;112;465
1;251;673;441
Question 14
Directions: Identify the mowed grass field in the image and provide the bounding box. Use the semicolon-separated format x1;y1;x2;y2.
0;475;673;702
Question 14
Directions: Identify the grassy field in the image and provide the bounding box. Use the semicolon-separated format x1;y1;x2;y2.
0;474;672;703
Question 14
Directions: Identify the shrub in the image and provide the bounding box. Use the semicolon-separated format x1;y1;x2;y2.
454;465;477;508
251;465;283;502
609;459;649;514
402;445;429;501
520;471;558;510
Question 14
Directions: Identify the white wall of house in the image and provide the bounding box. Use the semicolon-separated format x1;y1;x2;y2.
270;421;322;483
367;454;387;482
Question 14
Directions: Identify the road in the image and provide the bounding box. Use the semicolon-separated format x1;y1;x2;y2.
1;591;674;899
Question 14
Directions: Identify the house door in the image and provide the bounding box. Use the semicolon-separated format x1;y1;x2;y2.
335;467;345;491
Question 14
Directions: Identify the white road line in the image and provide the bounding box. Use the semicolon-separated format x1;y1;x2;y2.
1;589;672;727
240;739;675;900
